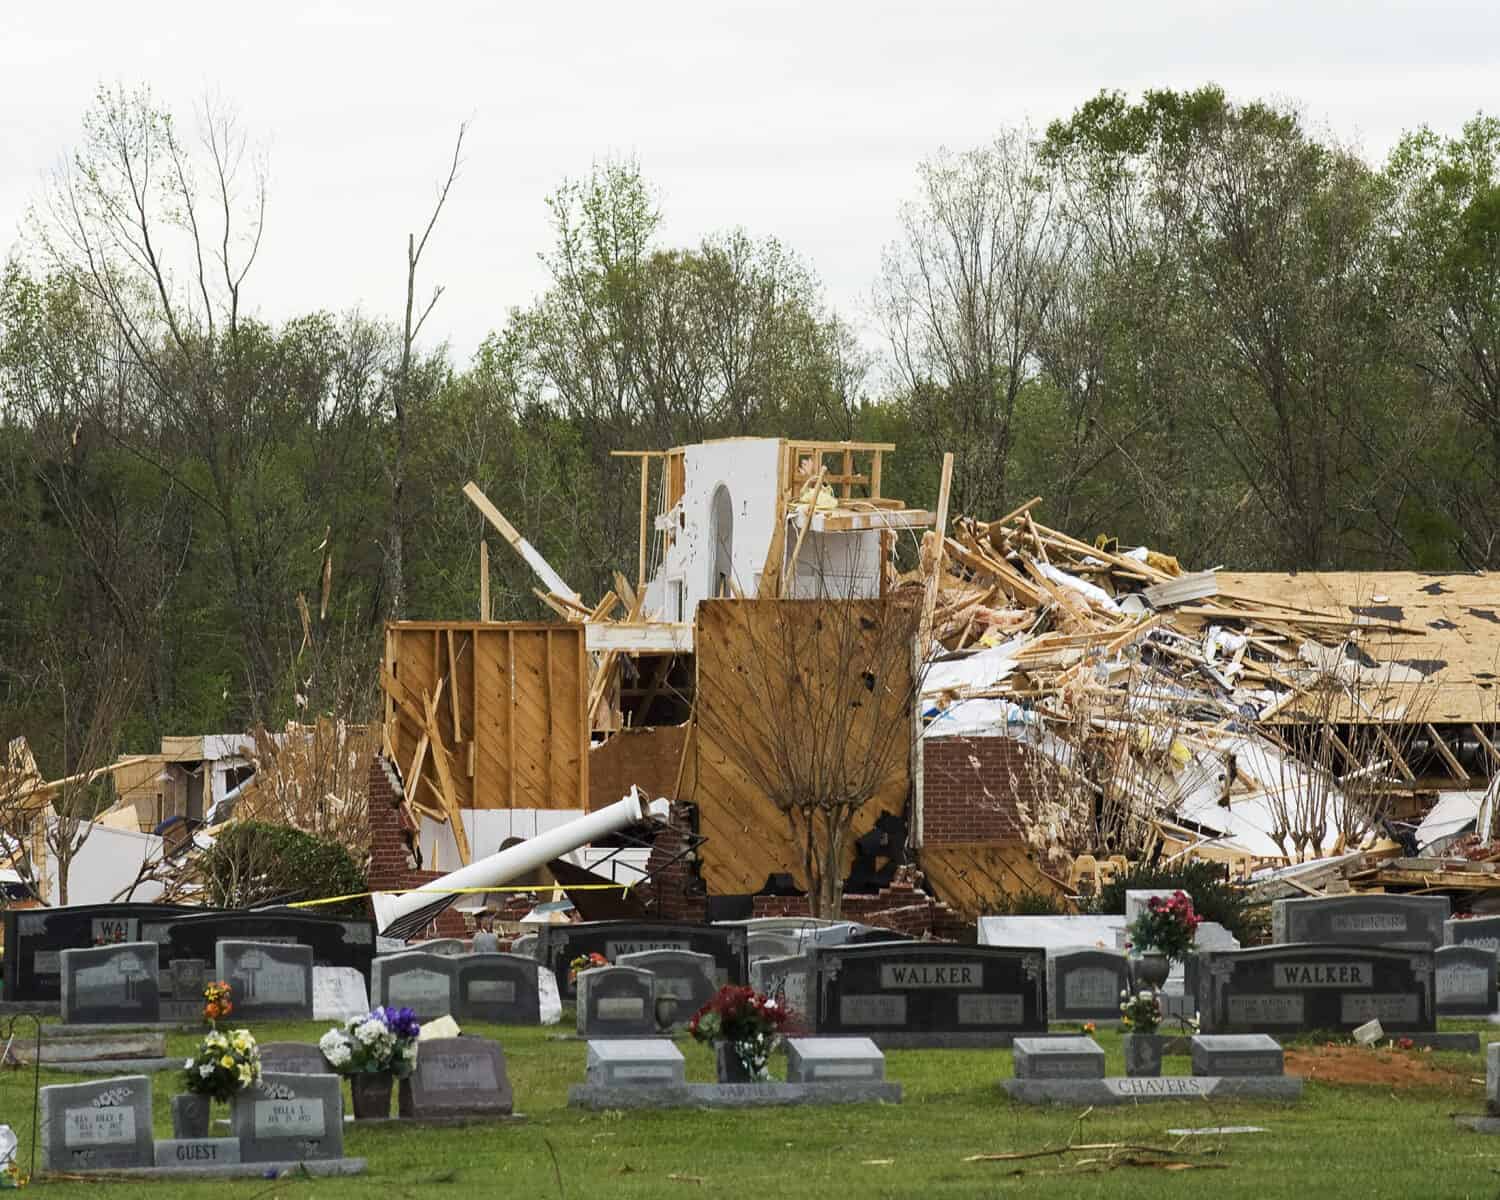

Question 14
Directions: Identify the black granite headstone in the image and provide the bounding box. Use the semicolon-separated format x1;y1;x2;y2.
453;953;542;1024
815;943;1046;1045
537;921;746;997
1196;944;1435;1034
3;904;197;1002
142;909;376;985
1047;948;1130;1023
1436;944;1497;1017
1271;895;1448;949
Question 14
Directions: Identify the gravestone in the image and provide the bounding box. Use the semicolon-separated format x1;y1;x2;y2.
537;921;747;997
1047;949;1129;1023
1190;1034;1284;1077
154;1138;241;1167
232;1071;344;1164
453;953;542;1024
508;932;539;959
170;958;208;1002
369;952;456;1020
586;1038;686;1086
979;914;1125;950
1436;944;1498;1017
1488;1042;1500;1115
750;953;816;1024
1446;916;1500;955
616;949;718;1028
575;965;656;1037
313;966;370;1021
747;931;805;962
143;910;376;986
216;941;314;1020
418;938;467;957
258;1042;333;1075
815;943;1046;1046
39;1074;154;1172
3;903;198;1002
398;1036;513;1118
1012;1036;1106;1080
59;942;160;1025
1195;945;1435;1034
1271;895;1448;949
784;1037;886;1083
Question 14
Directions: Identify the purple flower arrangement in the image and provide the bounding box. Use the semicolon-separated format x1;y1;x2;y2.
319;1005;422;1077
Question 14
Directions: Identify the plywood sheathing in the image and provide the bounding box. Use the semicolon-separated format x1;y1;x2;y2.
384;622;587;812
917;843;1070;921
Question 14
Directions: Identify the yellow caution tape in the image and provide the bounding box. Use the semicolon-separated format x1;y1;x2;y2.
288;881;636;909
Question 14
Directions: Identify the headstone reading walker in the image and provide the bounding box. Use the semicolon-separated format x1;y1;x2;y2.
216;941;314;1021
39;1074;155;1172
815;943;1046;1046
398;1036;513;1118
59;943;161;1025
231;1072;344;1164
575;965;656;1037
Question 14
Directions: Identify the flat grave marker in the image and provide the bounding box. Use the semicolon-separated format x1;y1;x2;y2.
1012;1036;1106;1080
1190;1034;1284;1077
784;1037;885;1083
586;1038;686;1086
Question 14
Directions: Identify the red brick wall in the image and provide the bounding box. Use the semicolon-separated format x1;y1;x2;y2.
366;756;478;940
922;735;1035;844
588;725;690;811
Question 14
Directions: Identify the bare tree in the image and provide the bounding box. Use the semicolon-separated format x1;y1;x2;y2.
694;581;924;919
241;719;374;861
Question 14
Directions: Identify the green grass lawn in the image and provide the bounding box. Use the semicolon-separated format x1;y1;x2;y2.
5;1020;1500;1198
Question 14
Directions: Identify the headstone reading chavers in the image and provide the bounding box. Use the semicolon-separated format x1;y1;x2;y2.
398;1036;513;1118
815;943;1046;1046
39;1074;155;1172
1195;944;1435;1034
453;953;542;1024
369;952;456;1021
616;949;717;1026
1271;895;1448;949
576;965;656;1037
537;921;746;997
258;1042;333;1076
59;943;160;1025
232;1072;344;1164
1047;948;1130;1023
1435;944;1498;1017
216;941;314;1021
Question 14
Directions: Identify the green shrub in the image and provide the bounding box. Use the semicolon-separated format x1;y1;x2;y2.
199;822;367;917
1080;859;1257;943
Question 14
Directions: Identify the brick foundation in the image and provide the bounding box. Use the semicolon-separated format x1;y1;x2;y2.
922;735;1036;844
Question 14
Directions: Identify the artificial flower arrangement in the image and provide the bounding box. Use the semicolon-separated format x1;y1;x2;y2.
569;952;608;982
1119;988;1162;1035
688;985;793;1081
182;1027;262;1101
1126;890;1201;961
203;980;233;1024
318;1007;421;1077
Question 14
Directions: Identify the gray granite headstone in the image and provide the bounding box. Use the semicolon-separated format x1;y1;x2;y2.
454;953;542;1024
40;1074;154;1172
59;942;161;1025
1271;895;1448;949
586;1038;686;1086
1436;944;1498;1016
258;1042;333;1076
1048;948;1129;1022
749;953;816;1025
1488;1041;1500;1115
418;938;467;957
785;1037;885;1083
232;1071;344;1163
398;1036;512;1117
509;932;539;960
154;1138;241;1167
1445;916;1500;955
747;931;805;962
616;949;717;1027
1190;1034;1284;1077
576;965;656;1036
1012;1036;1106;1080
170;958;208;1002
369;951;457;1020
216;941;314;1020
313;965;370;1021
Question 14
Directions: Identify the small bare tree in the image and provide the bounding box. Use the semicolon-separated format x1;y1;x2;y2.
241;719;374;862
695;579;924;919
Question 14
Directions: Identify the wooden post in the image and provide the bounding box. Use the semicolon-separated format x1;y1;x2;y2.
917;452;955;656
479;540;490;622
637;455;650;595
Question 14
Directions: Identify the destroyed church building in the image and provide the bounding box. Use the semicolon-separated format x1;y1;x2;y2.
368;437;1500;937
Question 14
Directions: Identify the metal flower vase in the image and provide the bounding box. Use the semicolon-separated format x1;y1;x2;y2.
1122;1033;1164;1077
171;1092;211;1138
350;1071;394;1119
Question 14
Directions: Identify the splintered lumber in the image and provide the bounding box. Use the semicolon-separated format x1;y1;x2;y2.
916;452;954;652
463;480;580;602
422;687;471;865
781;465;827;597
478;539;491;622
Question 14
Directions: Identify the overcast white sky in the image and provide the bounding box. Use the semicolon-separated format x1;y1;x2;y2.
4;1;1497;361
